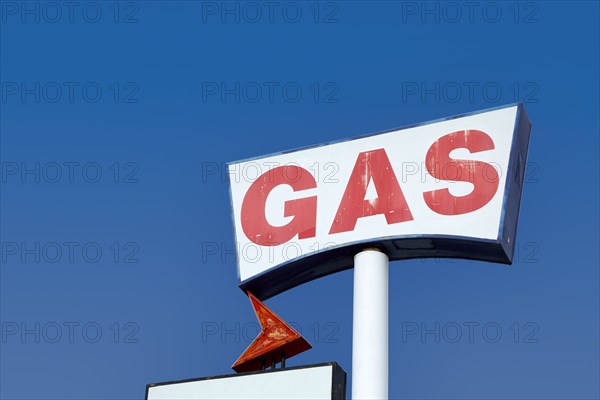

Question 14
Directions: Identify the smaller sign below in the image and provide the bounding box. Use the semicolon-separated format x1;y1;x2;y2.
146;362;346;400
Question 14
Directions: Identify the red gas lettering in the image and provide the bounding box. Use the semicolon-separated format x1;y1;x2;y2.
241;166;316;246
423;129;499;215
329;148;413;234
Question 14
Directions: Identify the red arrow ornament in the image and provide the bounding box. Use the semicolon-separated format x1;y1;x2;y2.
232;292;311;373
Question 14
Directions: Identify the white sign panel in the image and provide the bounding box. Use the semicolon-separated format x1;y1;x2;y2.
146;363;345;400
228;104;531;299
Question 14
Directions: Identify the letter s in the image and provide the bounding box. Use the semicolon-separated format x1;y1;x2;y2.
424;129;499;215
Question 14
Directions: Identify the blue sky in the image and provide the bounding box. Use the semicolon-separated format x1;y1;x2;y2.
1;1;598;399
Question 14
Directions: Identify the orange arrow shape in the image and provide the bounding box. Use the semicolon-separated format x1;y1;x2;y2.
232;292;311;373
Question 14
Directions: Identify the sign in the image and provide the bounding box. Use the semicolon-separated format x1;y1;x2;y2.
228;104;531;299
146;362;346;400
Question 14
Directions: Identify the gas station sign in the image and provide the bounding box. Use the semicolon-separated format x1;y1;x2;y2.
228;104;531;299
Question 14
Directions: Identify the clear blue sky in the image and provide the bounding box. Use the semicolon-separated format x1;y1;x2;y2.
1;1;598;399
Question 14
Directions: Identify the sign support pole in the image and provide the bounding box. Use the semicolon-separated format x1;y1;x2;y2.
352;248;388;400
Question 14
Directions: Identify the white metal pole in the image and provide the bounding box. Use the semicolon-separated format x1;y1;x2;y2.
352;248;389;400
